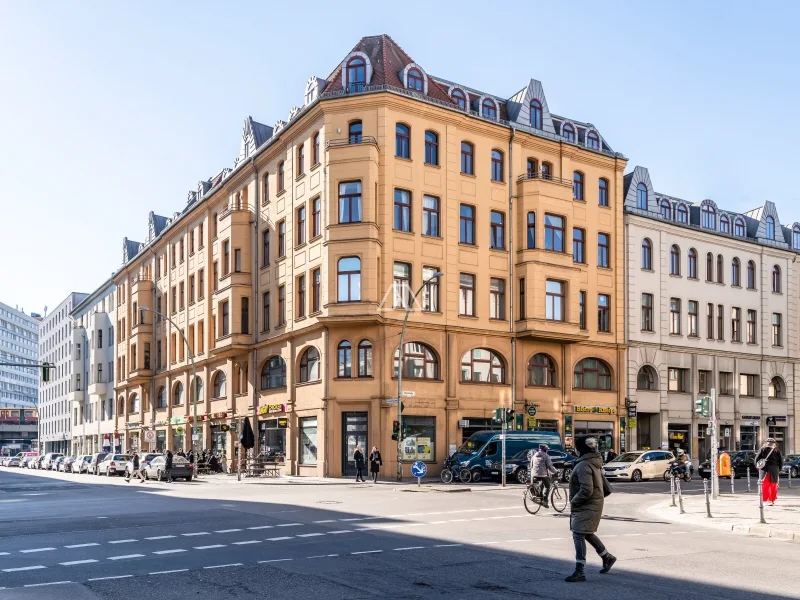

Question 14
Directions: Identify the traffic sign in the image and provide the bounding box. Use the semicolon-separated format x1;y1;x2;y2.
402;390;416;397
410;461;427;478
527;405;537;417
386;397;399;405
143;430;156;443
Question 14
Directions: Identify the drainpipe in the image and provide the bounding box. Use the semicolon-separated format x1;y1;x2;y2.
623;201;630;450
149;248;158;449
323;325;329;478
508;127;516;419
250;157;259;464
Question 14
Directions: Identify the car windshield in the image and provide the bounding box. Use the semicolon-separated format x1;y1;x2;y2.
457;438;486;454
113;455;129;461
173;457;189;464
513;449;532;460
613;453;641;463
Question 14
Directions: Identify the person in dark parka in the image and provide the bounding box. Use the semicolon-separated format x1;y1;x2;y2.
353;445;366;482
368;446;382;483
565;435;616;583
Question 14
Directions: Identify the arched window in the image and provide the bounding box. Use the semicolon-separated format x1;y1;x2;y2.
720;215;730;234
526;158;538;177
337;257;361;302
587;131;600;150
701;203;716;229
118;396;125;415
348;120;362;144
573;358;612;390
337;340;352;377
156;386;166;409
766;216;775;240
660;200;672;219
562;123;575;141
530;99;543;129
637;366;657;390
734;217;746;237
636;183;648;210
527;353;556;387
676;203;688;224
193;376;203;404
297;144;305;176
731;258;741;286
573;171;584;200
641;238;652;270
527;212;535;249
277;161;285;192
598;178;609;207
395;123;410;159
460;142;474;175
491;150;504;182
772;265;781;293
706;252;714;281
451;88;466;110
481;98;497;119
173;382;183;406
394;342;438;380
407;67;424;91
670;245;680;276
346;56;366;92
688;248;697;279
299;347;320;383
769;376;785;399
129;393;139;413
424;131;438;165
747;261;756;289
716;254;724;284
541;162;552;180
261;356;286;390
213;371;226;398
461;349;505;383
358;340;373;377
793;225;800;249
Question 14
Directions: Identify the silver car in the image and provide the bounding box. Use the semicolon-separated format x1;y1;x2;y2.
72;455;92;474
41;453;63;470
97;454;130;476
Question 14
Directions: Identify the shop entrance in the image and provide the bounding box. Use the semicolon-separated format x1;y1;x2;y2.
768;426;785;454
342;412;368;477
739;425;759;451
667;424;690;454
574;421;614;452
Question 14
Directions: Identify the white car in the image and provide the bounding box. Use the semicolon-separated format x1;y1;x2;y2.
97;454;130;476
602;450;675;482
72;455;92;474
41;453;63;470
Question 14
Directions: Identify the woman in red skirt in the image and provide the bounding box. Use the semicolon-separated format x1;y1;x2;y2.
755;438;783;505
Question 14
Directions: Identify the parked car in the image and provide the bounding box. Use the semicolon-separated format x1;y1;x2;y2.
143;455;193;481
87;452;109;475
780;455;800;478
29;455;45;469
71;455;92;474
501;449;576;484
41;453;64;470
8;452;37;468
603;450;675;482
97;454;130;476
0;456;11;467
698;451;757;479
53;456;67;471
124;453;160;478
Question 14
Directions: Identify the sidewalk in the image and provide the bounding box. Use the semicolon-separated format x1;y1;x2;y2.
202;473;508;492
649;488;800;543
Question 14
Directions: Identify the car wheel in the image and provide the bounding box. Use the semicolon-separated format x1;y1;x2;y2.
515;468;528;485
470;469;483;483
561;467;572;483
632;469;643;482
185;476;192;482
792;467;799;478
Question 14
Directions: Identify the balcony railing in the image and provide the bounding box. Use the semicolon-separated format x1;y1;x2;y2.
219;203;251;220
326;136;378;150
516;172;573;186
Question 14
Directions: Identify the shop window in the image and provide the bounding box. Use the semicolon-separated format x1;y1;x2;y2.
573;358;612;390
401;416;435;462
299;417;318;465
258;419;286;462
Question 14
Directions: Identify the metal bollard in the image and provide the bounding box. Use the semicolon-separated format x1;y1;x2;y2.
747;466;751;493
757;476;766;524
790;468;793;490
676;477;685;514
670;475;676;507
704;479;712;518
730;470;735;494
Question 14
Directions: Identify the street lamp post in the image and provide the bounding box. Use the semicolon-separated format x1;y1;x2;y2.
139;307;198;479
396;271;443;482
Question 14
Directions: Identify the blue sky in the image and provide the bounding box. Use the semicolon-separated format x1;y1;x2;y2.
2;1;798;313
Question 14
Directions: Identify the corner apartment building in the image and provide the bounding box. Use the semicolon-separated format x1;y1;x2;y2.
112;34;627;477
69;279;117;455
39;292;88;453
625;166;798;457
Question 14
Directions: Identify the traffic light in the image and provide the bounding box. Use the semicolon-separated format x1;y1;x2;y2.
694;396;709;418
505;408;515;423
493;407;503;423
392;420;400;441
41;363;51;383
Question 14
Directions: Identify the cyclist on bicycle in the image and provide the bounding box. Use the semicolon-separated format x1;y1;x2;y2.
529;444;557;508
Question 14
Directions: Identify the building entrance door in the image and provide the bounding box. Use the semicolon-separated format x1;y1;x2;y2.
342;412;368;476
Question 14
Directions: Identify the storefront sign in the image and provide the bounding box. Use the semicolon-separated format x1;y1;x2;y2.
628;405;637;418
741;415;760;421
628;418;637;429
219;424;231;432
153;420;168;426
170;417;185;425
457;419;469;428
277;418;288;428
574;405;617;416
175;426;185;434
125;422;141;429
766;416;787;426
527;416;536;429
669;431;686;441
258;404;285;416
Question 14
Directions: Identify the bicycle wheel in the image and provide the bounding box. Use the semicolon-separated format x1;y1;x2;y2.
441;469;454;484
458;468;472;483
523;487;542;515
550;484;568;513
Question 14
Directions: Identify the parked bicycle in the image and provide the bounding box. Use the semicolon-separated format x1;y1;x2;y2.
440;455;472;483
523;476;568;514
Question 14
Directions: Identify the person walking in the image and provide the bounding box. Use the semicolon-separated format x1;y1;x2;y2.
368;446;382;483
125;452;145;484
756;437;783;506
353;445;366;482
164;449;174;483
565;435;616;583
529;444;557;508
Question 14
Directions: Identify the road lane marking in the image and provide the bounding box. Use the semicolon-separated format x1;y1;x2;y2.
204;563;243;569
232;540;261;545
109;539;138;544
649;532;666;535
182;532;210;537
475;541;500;545
150;569;188;575
351;550;382;555
276;523;301;527
153;549;186;555
89;575;132;581
307;554;338;559
65;543;99;549
623;533;642;536
328;530;352;534
60;560;98;566
434;544;462;548
507;539;534;543
20;547;55;553
109;554;144;560
24;581;71;587
538;538;563;541
259;558;293;564
266;537;292;541
313;520;336;523
339;518;363;522
0;552;8;556
393;546;424;551
3;565;46;572
215;529;242;533
146;535;175;540
194;544;226;550
247;526;273;530
297;533;325;538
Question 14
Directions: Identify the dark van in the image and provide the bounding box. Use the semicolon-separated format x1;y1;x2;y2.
452;430;563;482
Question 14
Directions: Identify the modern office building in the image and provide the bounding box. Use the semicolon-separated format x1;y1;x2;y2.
69;279;117;455
624;165;798;457
39;292;88;454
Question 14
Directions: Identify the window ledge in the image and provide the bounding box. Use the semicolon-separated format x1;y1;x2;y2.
392;228;415;236
395;156;412;163
668;333;682;337
669;274;682;279
309;234;323;243
687;276;699;281
489;318;508;323
489;247;508;253
262;199;271;207
334;376;374;381
276;256;287;264
460;380;510;387
731;340;743;345
310;162;321;172
641;268;654;273
277;189;286;197
295;173;306;182
458;314;479;319
294;242;307;251
597;331;613;335
458;242;478;249
460;172;476;179
309;311;322;318
641;329;656;334
294;316;307;323
731;285;742;289
260;263;271;271
424;162;441;169
688;334;700;339
597;265;612;271
773;345;785;349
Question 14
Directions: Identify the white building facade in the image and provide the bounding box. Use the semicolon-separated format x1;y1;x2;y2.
69;280;117;455
39;292;88;454
625;166;798;458
0;302;39;408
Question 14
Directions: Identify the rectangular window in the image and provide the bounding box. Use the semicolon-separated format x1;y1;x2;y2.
198;223;204;248
221;301;229;337
297;275;306;318
641;293;653;331
297;206;306;245
197;320;204;354
278;285;286;326
519;278;526;320
699;370;710;394
459;273;475;316
707;303;714;339
669;298;681;335
422;196;440;237
740;373;758;396
278;221;286;257
241;297;249;334
393;262;412;308
262;292;270;331
189;229;195;254
198;268;204;299
597;294;610;332
579;290;586;329
179;282;185;310
98;329;103;349
213;261;219;292
223;240;230;276
422;266;440;313
731;307;741;342
747;309;757;343
262;230;270;266
773;313;782;346
400;416;436;462
299;417;318;465
312;268;321;313
179;238;184;263
171;286;177;314
544;214;565;252
234;250;242;273
312;197;321;238
490;211;505;249
546;280;565;321
688;300;698;337
459;204;475;244
394;189;411;232
338;181;362;224
527;212;535;249
490;278;505;319
573;228;585;263
189;275;195;304
597;232;610;267
717;304;724;341
668;368;688;393
719;372;733;395
157;340;162;368
171;244;176;268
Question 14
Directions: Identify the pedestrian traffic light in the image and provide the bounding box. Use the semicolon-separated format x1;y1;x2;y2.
493;407;504;423
392;420;400;441
694;396;709;418
505;408;515;423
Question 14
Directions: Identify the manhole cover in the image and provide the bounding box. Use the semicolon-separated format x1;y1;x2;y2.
316;500;341;504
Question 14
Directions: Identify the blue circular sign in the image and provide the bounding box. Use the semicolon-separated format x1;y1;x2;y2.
411;461;427;478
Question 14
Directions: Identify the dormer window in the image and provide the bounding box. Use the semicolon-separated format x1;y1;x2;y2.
346;57;366;93
720;214;730;234
587;131;600;150
766;216;775;240
734;217;746;237
636;183;647;210
562;123;575;142
660;200;671;219
482;98;497;119
701;203;716;229
451;89;467;110
407;68;424;92
676;203;688;224
530;100;543;129
793;225;800;249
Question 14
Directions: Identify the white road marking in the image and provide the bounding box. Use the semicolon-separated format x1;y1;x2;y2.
649;532;666;535
204;563;243;569
475;541;500;545
109;539;138;544
154;549;186;555
22;493;49;496
96;516;108;519
297;533;325;538
182;532;209;537
214;529;242;533
434;544;462;548
260;558;293;564
671;531;689;534
146;535;175;540
429;521;449;524
247;526;273;530
194;544;226;550
339;518;363;522
150;569;188;575
109;554;145;560
448;519;468;523
0;552;7;556
623;533;642;537
3;565;46;572
313;520;336;524
60;559;98;566
276;523;301;527
328;530;352;534
538;538;563;541
232;540;261;545
89;575;133;581
306;554;336;559
65;543;99;549
20;547;55;553
24;581;72;587
266;537;292;541
507;539;534;543
393;546;424;551
351;550;382;555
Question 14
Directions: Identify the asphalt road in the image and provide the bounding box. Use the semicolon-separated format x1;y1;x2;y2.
0;468;798;599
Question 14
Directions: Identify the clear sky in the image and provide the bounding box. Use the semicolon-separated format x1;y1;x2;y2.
1;1;798;314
